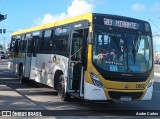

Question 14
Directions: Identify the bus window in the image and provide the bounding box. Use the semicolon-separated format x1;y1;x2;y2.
14;39;20;53
27;38;32;54
20;35;26;52
19;38;23;52
54;26;70;56
41;29;52;52
25;34;32;56
55;34;69;53
71;30;83;60
10;37;16;52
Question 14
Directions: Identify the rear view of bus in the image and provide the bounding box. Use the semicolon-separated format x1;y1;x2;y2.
84;14;154;101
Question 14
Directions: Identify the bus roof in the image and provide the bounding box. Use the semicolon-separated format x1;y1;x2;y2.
12;13;149;36
12;13;93;36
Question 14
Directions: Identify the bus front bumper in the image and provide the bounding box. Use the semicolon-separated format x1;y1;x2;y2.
84;82;153;101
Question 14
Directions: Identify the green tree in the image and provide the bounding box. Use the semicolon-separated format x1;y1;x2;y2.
0;44;3;50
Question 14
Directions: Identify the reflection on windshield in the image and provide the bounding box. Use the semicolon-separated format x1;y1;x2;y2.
93;29;153;73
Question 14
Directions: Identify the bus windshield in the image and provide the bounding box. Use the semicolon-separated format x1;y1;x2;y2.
93;29;153;73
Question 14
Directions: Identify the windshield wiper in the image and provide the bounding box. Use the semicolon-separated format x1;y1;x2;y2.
132;45;137;64
132;32;141;64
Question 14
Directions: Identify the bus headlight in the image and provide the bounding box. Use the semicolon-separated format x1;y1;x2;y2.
90;72;104;88
146;76;154;89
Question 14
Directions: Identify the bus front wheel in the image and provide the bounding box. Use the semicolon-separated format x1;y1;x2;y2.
58;75;70;101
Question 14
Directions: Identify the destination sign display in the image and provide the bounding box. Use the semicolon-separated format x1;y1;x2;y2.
92;15;150;31
103;18;140;29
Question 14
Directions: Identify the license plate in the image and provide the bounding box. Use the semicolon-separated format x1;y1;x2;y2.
120;96;132;101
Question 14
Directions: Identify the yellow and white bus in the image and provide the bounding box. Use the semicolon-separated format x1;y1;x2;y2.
8;13;154;101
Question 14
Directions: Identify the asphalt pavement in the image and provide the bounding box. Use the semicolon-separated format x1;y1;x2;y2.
0;60;160;118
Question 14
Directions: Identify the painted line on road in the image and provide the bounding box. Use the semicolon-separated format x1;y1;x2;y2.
0;85;7;86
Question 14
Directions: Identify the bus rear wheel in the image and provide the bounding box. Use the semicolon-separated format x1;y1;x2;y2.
58;75;70;101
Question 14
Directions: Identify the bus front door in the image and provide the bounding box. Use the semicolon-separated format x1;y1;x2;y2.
24;37;37;80
29;37;38;80
24;38;32;78
68;30;84;97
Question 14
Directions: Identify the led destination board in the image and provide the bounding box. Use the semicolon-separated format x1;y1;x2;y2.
104;18;139;29
93;14;150;31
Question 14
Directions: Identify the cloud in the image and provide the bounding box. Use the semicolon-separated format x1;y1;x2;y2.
131;2;160;14
34;0;94;26
33;13;68;25
67;0;93;17
131;3;146;12
150;2;160;13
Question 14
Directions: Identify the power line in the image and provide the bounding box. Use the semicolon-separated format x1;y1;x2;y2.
149;19;160;31
0;0;9;12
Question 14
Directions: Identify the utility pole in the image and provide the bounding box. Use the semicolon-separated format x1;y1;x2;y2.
3;37;6;50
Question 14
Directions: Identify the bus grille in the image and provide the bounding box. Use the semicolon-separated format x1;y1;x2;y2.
102;75;148;82
108;91;143;100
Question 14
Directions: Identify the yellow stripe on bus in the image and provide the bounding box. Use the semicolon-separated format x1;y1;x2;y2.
12;13;93;36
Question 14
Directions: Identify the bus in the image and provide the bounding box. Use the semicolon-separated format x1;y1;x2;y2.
8;13;154;101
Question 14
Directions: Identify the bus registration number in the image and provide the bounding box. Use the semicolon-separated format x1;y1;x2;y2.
136;84;145;89
120;96;132;101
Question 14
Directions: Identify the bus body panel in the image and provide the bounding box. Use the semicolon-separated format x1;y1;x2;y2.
141;85;153;100
8;52;25;75
33;53;69;88
84;82;107;100
24;56;31;78
8;58;15;72
29;56;36;80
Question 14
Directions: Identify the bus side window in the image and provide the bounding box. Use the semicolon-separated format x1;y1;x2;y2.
19;37;23;52
14;39;20;53
41;29;52;52
55;34;69;53
54;26;70;56
10;37;15;52
37;37;42;53
22;35;26;52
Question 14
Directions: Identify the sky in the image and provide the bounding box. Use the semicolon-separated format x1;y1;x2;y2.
0;0;160;51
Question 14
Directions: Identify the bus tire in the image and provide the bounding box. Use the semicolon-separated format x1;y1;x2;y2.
58;75;70;101
19;65;29;83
